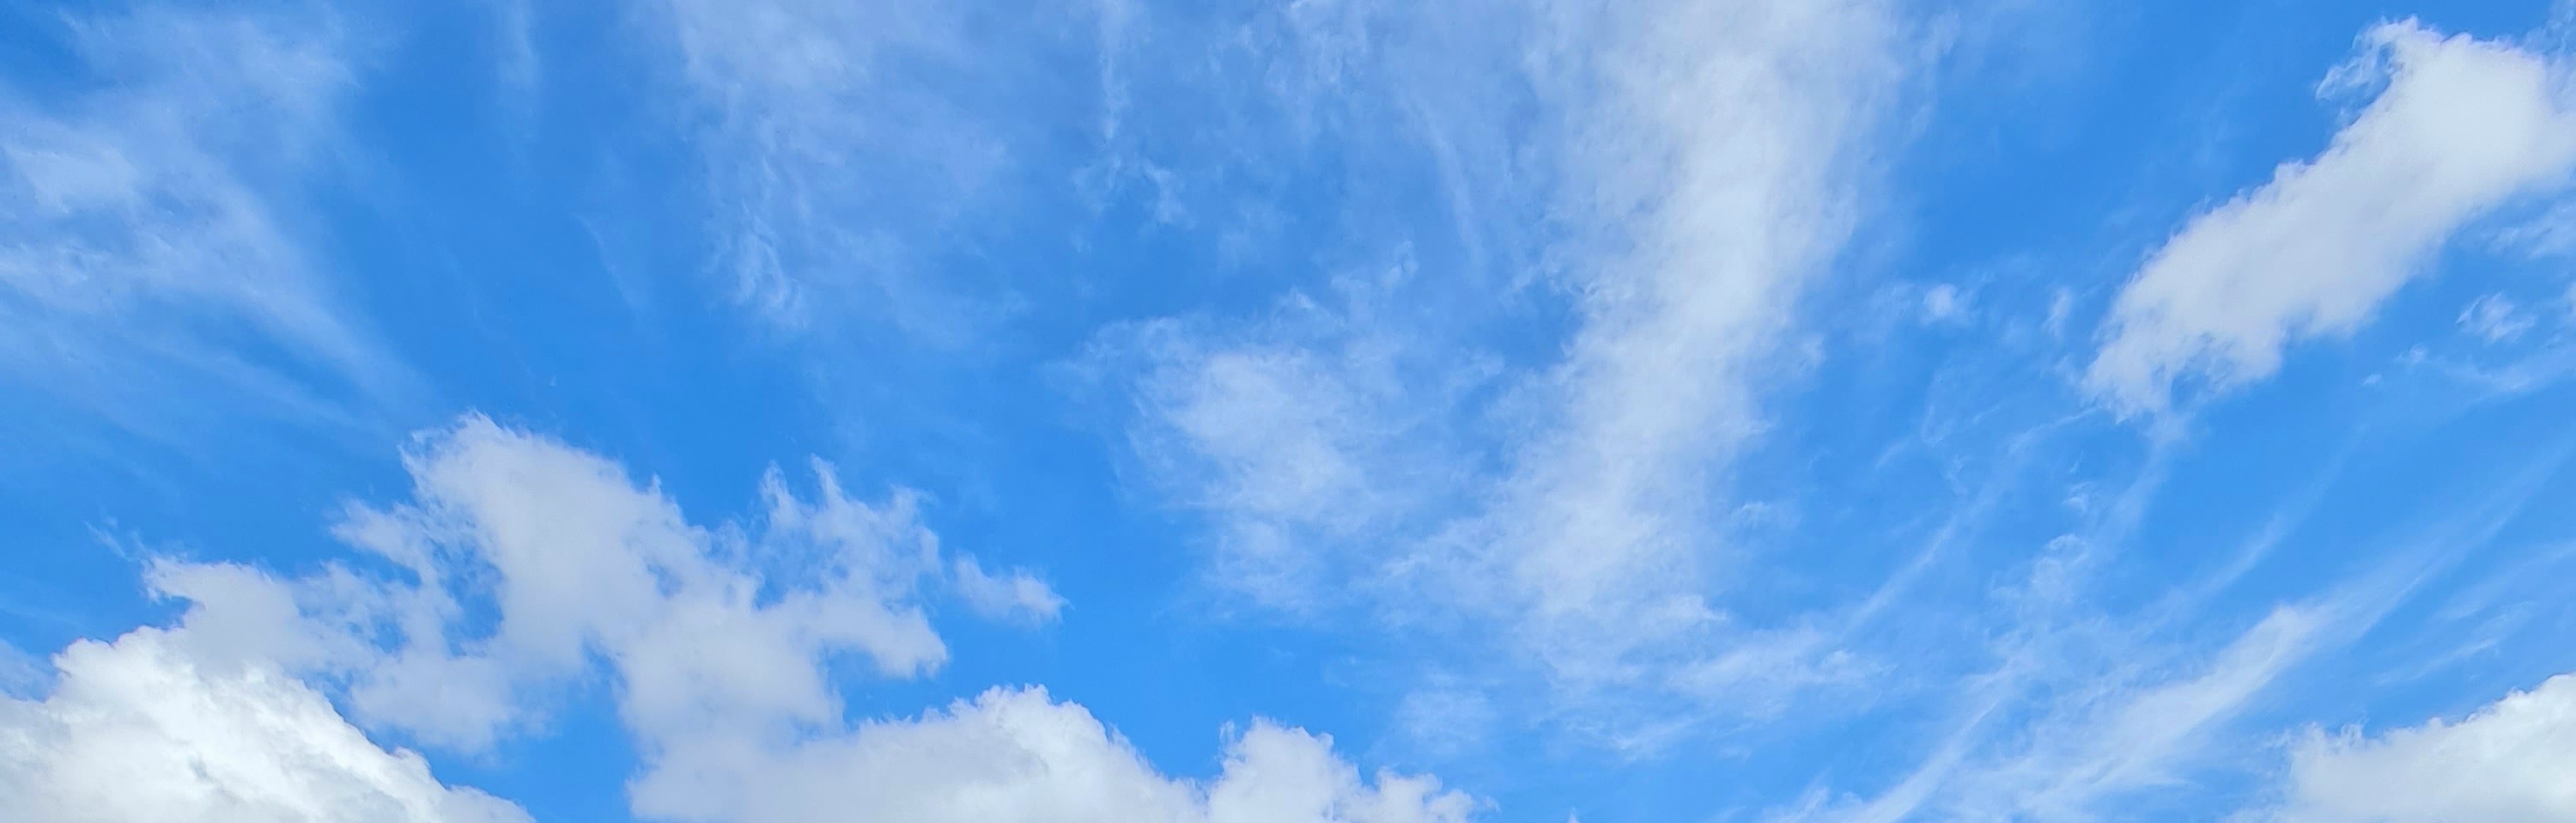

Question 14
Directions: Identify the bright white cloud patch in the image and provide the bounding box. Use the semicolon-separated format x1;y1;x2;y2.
2276;673;2576;823
3;415;1469;823
0;628;527;823
2089;21;2576;412
293;418;959;752
636;686;1475;823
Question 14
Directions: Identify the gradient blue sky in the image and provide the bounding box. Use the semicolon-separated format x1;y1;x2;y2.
6;1;2576;821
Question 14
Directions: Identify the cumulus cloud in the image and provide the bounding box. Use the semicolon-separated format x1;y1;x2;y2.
2275;673;2576;823
274;417;966;754
0;628;527;823
2088;21;2576;412
3;414;1473;823
636;686;1474;823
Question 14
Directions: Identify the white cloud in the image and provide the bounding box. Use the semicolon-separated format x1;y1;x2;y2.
1790;606;2325;823
317;416;956;752
1792;439;2576;823
143;559;376;675
2485;198;2576;258
43;414;1474;823
1923;283;1967;323
953;556;1067;624
0;5;403;421
0;639;47;698
1491;0;1904;680
652;0;979;328
635;686;1475;823
1103;276;1481;612
2088;21;2576;412
1391;685;1498;760
0;628;527;823
51;413;963;755
2275;673;2576;823
1990;607;2324;820
2458;294;2535;343
1103;0;1911;735
645;0;1124;338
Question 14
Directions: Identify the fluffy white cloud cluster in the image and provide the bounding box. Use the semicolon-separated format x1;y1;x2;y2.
2089;21;2576;412
0;416;1471;823
0;627;527;823
635;686;1474;823
2275;673;2576;823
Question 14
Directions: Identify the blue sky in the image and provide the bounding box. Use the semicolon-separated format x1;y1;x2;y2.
5;0;2576;820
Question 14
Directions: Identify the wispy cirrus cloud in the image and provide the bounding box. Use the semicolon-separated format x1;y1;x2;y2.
1790;373;2576;823
1775;24;2576;814
1473;0;1907;692
643;0;1125;341
0;3;408;436
1091;0;1919;741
